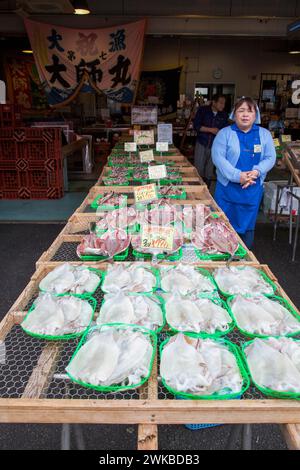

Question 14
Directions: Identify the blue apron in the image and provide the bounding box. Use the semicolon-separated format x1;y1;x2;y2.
215;124;263;235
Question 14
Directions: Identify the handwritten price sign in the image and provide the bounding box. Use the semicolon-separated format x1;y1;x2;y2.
134;184;157;203
281;135;291;143
141;225;174;251
134;130;154;145
273;138;280;148
140;149;154;163
156;142;169;152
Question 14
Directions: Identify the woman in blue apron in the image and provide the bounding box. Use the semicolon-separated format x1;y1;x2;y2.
212;97;276;248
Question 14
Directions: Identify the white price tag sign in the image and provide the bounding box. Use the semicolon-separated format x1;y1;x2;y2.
140;149;154;163
281;135;291;143
156;142;169;152
124;142;137;152
148;164;167;180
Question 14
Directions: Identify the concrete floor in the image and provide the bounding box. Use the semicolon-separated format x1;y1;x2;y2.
0;223;297;450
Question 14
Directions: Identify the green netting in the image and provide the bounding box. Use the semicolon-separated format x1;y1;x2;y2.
194;243;247;261
227;294;300;339
132;247;183;262
66;323;157;393
101;266;160;294
166;295;235;337
215;268;278;298
160;334;250;400
98;293;166;333
241;338;300;399
90;194;128;211
21;294;97;341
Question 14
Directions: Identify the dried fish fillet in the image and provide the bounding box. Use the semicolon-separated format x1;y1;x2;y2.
102;264;156;293
245;337;300;394
66;326;153;388
230;295;300;336
22;293;93;336
165;291;232;334
97;291;163;331
214;266;274;296
39;263;100;295
160;264;215;295
160;334;243;396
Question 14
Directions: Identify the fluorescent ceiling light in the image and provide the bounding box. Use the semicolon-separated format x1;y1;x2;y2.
289;50;300;54
73;0;90;14
22;50;33;54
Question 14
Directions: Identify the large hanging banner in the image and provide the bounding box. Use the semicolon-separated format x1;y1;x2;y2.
136;67;182;117
24;19;146;107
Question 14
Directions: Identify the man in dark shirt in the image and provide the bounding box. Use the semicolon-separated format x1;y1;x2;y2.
193;94;228;187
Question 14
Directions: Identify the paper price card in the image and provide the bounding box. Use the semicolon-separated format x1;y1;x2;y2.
156;142;169;152
133;130;154;145
124;142;137;152
140;149;154;163
148;164;167;180
141;225;174;251
134;184;157;203
273;138;280;148
281;135;291;143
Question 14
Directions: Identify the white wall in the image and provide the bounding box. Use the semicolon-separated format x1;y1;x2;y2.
143;37;300;100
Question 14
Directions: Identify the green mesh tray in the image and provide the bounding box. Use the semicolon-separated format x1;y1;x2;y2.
21;294;97;341
194;243;247;261
241;338;300;399
215;268;278;298
158;189;187;200
166;295;235;337
101;266;160;294
103;178;130;186
227;294;300;339
66;323;157;393
78;247;129;262
98;293;166;333
39;267;102;299
159;266;218;294
90;194;128;211
106;170;132;178
132;247;183;262
160;178;182;185
160;334;250;400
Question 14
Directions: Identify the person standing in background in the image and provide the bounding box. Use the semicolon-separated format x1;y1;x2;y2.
193;94;228;187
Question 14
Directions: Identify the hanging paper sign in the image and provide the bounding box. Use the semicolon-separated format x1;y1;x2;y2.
24;19;146;107
125;142;137;152
134;184;157;203
157;123;173;144
134;130;154;145
148;164;167;179
273;138;280;148
141;225;174;251
281;135;291;143
140;149;154;162
156;142;169;152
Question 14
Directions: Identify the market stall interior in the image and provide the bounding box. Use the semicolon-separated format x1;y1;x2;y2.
1;0;300;451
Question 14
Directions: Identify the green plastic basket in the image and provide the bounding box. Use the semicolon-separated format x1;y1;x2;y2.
66;323;157;393
78;246;129;262
132;247;183;262
227;294;300;339
39;267;102;299
106;169;131;178
160;334;250;400
194;243;247;261
166;295;235;337
101;266;160;294
214;267;278;298
160;178;182;185
241;338;300;399
98;293;166;333
158;188;187;200
21;294;97;341
90;194;128;211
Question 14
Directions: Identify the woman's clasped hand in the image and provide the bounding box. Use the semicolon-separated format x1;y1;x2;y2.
240;169;259;189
